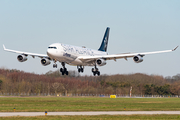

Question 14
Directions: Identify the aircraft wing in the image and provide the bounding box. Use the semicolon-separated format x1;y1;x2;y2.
3;45;49;59
78;46;178;62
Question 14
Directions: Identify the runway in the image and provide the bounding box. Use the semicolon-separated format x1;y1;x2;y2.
0;111;180;117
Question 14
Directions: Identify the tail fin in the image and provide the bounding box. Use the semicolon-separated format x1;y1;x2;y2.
98;27;110;52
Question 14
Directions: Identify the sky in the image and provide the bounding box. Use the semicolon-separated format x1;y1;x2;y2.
0;0;179;77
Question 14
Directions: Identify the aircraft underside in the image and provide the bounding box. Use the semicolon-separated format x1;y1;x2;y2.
53;58;101;76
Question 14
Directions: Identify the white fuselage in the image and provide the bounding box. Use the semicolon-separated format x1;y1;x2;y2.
47;43;107;66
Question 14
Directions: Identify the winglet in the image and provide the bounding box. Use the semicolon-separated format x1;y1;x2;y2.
3;44;6;50
172;46;179;51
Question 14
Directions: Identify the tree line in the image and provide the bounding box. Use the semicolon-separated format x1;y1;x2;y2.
0;68;180;96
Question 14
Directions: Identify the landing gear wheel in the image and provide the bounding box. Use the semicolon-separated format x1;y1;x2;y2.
78;68;81;73
92;65;100;76
81;68;84;72
93;72;96;76
53;64;57;68
60;62;68;76
60;68;68;76
97;71;100;76
66;71;68;75
60;68;63;72
64;68;67;72
77;66;84;73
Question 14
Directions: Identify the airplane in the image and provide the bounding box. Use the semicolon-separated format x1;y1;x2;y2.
3;27;178;76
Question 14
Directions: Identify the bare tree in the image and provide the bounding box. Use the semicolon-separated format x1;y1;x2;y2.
52;82;59;95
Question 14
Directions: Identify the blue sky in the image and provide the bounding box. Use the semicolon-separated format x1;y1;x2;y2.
0;0;179;77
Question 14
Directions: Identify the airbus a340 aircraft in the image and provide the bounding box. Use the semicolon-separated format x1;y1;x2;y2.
3;27;178;76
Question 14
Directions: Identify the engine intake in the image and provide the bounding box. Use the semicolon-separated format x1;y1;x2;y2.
17;55;27;62
133;55;143;63
97;59;106;66
41;58;51;66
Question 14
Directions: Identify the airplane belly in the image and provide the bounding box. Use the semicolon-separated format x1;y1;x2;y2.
68;58;94;66
57;52;78;64
69;58;83;65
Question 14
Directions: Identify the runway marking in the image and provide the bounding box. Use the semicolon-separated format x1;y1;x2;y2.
0;111;180;117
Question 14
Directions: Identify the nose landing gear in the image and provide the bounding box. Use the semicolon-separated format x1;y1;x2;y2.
53;64;57;68
53;59;57;68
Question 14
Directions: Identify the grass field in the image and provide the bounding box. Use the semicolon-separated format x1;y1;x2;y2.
1;115;180;120
0;97;180;112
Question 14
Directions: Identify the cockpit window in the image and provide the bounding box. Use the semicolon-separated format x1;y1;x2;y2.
48;47;57;49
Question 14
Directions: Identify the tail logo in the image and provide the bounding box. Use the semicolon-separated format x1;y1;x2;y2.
104;37;108;50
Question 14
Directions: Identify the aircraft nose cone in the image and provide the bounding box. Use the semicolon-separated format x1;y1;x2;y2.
47;49;52;56
47;49;57;58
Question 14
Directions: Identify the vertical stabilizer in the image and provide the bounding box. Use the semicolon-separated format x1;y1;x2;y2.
98;27;110;52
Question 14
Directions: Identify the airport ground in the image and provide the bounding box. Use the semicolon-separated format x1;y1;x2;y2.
0;97;180;119
0;114;180;120
1;96;180;112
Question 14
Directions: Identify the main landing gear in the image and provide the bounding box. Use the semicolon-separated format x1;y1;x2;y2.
92;65;100;76
77;66;84;73
60;62;68;75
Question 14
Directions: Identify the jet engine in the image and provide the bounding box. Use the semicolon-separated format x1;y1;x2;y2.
96;59;106;66
133;55;143;63
41;58;51;66
17;55;27;62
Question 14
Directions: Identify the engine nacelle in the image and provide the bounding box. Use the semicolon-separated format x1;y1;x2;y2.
96;59;106;66
41;58;51;66
133;55;143;63
17;55;27;62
